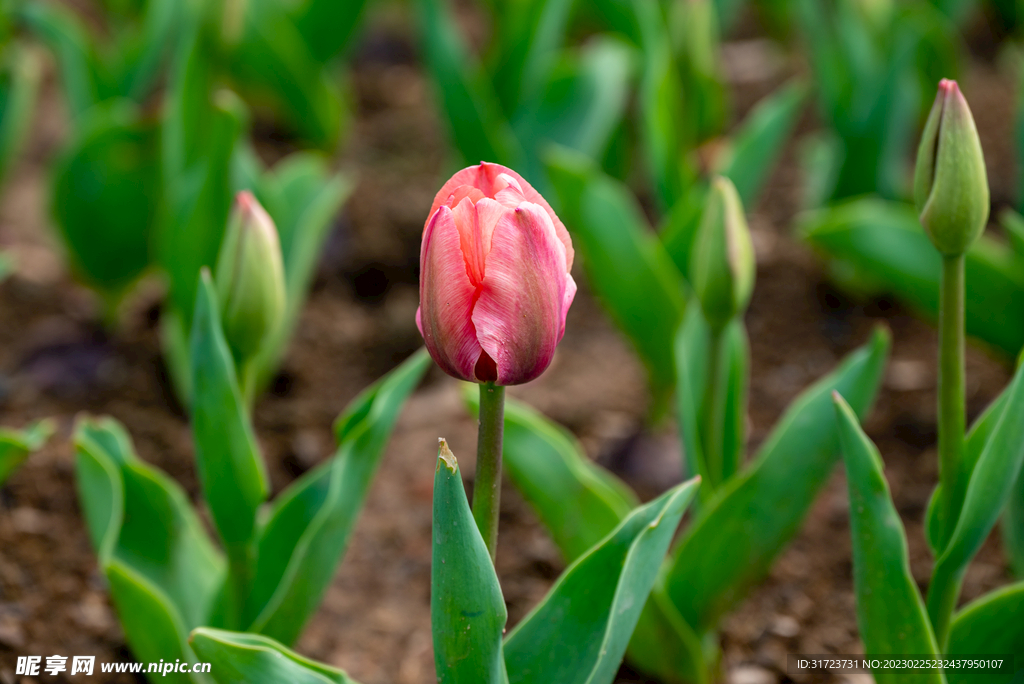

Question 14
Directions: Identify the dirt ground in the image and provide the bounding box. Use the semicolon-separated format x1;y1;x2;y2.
0;7;1019;684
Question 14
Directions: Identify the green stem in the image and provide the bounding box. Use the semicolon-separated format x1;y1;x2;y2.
926;562;962;651
937;255;966;550
702;325;726;489
472;382;505;563
225;544;252;630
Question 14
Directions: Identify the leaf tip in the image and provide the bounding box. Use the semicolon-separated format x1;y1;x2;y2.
437;438;458;474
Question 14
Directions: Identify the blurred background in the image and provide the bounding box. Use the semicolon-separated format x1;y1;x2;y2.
0;0;1022;682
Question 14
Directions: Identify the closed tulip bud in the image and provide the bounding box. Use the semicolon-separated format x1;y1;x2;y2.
914;79;989;256
215;191;286;362
417;162;576;386
690;176;755;331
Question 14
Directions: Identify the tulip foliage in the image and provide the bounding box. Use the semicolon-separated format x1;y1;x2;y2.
13;0;358;403
74;265;430;683
0;420;53;487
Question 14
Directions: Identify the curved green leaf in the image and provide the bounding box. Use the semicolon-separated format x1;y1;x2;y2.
504;477;700;684
245;349;430;644
800;198;1024;356
432;442;508;684
0;420;54;486
189;271;269;548
190;628;358;684
465;389;637;563
928;358;1024;646
946;582;1024;684
291;0;370;64
626;586;710;684
492;0;576;115
544;146;688;415
833;394;943;684
664;327;889;632
51;100;159;295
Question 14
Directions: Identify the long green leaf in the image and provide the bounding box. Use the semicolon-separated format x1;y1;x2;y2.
191;628;358;684
432;441;508;684
946;582;1024;684
492;0;576;115
245;350;430;644
544;146;688;415
189;271;269;548
833;394;944;684
291;0;371;64
465;389;637;562
663;327;889;632
0;420;54;486
928;358;1024;646
504;477;700;684
415;0;522;167
0;42;43;185
800;198;1024;356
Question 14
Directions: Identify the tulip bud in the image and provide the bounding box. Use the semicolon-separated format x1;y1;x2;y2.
214;191;286;362
913;79;989;256
417;162;576;386
690;176;755;331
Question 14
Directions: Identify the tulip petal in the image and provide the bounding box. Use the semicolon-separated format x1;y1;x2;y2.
418;206;482;382
473;203;574;385
451;197;508;286
429;162;574;270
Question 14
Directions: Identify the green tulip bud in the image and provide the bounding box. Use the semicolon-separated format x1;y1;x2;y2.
913;79;989;256
690;176;755;331
214;191;286;362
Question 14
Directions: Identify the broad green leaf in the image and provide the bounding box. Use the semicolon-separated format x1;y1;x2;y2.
946;582;1024;684
626;586;710;684
17;2;100;121
51;100;159;296
75;417;225;629
492;0;576;115
833;394;944;683
291;0;371;64
663;327;890;632
252;156;353;390
432;442;507;684
0;43;43;185
0;420;54;485
106;562;207;684
504;477;700;684
415;0;522;168
512;36;633;173
245;349;430;644
718;80;807;209
189;272;269;548
544;146;688;415
928;358;1024;646
190;628;358;684
230;0;343;148
800;198;1024;356
465;389;637;562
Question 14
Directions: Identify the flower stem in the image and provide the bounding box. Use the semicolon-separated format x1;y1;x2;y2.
224;543;253;630
937;254;966;549
702;325;726;489
472;382;505;563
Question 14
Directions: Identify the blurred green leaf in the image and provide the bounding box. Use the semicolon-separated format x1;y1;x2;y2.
718;318;749;484
0;251;12;283
245;349;429;644
111;0;193;102
800;198;1024;356
18;1;100;121
928;357;1024;646
431;443;508;684
415;0;522;167
0;420;54;485
718;79;807;209
230;0;344;148
51;100;159;297
492;0;576;115
545;146;688;416
946;582;1024;684
1005;471;1024;580
833;394;944;683
465;390;638;562
674;305;711;485
663;327;889;632
291;0;371;64
659;182;708;281
0;42;43;184
504;477;700;684
191;628;359;684
189;271;269;549
626;587;710;684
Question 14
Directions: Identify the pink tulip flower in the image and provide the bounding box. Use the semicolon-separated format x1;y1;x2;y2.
417;162;576;385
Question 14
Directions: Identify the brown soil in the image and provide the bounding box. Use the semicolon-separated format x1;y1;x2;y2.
0;7;1018;684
